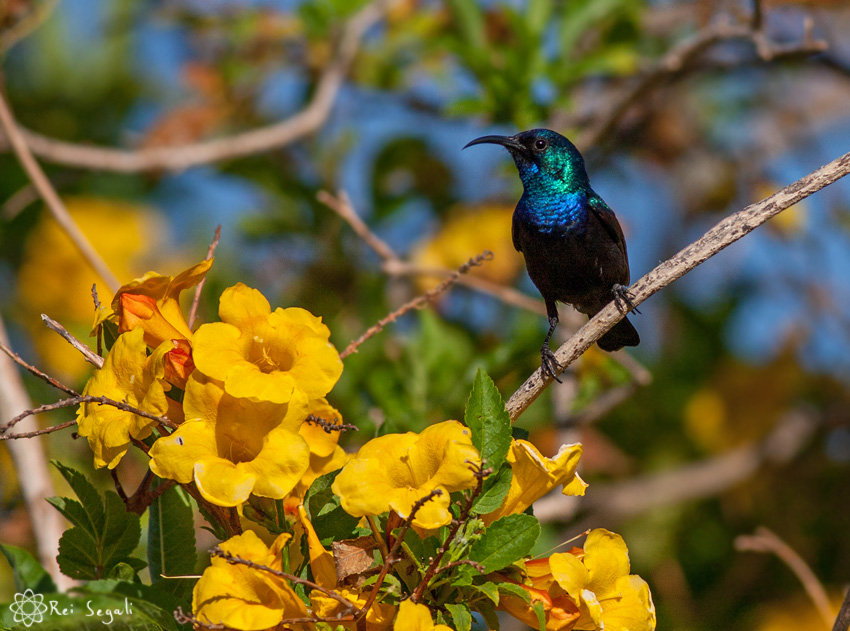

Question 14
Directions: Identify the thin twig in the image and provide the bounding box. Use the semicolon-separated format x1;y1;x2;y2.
411;463;490;603
0;394;177;435
340;251;494;359
0;87;120;291
188;225;221;330
305;414;358;433
506;150;850;422
361;489;445;615
210;547;362;615
833;588;850;631
41;314;104;368
735;527;834;629
0;0;61;55
0;0;398;173
382;259;547;316
319;190;399;262
0;419;78;440
0;341;79;397
0;315;70;590
582;18;828;149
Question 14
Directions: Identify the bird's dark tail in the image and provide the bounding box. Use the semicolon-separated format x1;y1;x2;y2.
597;317;640;352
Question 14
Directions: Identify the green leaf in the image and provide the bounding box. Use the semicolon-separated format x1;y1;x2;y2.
0;544;57;593
147;483;196;601
305;470;359;544
48;463;144;581
48;463;105;534
532;599;547;631
471;581;499;606
497;581;532;602
445;603;471;631
468;514;540;573
471;466;512;516
464;369;511;473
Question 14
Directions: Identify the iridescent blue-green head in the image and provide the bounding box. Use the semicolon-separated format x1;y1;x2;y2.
463;128;590;193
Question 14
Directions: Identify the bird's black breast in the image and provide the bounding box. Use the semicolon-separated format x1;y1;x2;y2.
512;195;630;315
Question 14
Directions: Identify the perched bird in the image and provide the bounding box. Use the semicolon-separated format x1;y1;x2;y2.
464;128;639;378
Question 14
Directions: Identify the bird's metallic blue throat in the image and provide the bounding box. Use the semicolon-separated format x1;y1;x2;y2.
517;189;589;235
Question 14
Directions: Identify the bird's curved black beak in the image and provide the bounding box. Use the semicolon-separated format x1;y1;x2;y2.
463;134;527;156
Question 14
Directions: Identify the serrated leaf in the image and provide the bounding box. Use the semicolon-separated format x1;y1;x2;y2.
49;465;144;580
445;603;471;631
0;544;57;593
51;462;105;533
468;514;540;573
472;466;512;515
464;369;511;472
147;483;196;601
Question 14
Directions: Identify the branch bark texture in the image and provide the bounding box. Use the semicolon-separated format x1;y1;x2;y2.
506;150;850;422
0;0;395;174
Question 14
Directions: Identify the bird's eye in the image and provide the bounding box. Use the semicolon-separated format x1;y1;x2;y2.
534;139;548;151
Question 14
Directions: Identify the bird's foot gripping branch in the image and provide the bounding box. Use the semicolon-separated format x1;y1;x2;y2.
0;258;656;631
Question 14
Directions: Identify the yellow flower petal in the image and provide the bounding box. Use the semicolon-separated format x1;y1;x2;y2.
332;421;480;530
310;588;396;631
300;398;344;458
193;531;307;630
483;439;586;525
149;373;311;507
583;529;631;600
549;530;656;631
394;600;453;631
111;259;213;347
192;283;342;404
297;504;337;587
76;328;169;469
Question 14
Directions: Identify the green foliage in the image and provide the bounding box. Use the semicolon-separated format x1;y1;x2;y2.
146;483;196;602
47;463;144;581
304;470;361;545
465;368;512;473
0;545;57;594
445;602;472;631
471;466;512;515
468;514;540;572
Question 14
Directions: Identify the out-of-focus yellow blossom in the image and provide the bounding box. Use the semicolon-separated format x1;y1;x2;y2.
549;529;656;631
17;196;162;381
192;283;342;404
192;530;308;631
102;258;213;348
410;205;523;292
332;421;480;530
76;328;170;469
149;372;311;507
310;587;396;631
393;600;453;631
483;439;587;525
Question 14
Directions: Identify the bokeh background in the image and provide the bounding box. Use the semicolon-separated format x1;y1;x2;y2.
2;0;850;629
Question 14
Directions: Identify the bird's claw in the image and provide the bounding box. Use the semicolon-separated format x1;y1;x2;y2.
541;346;562;383
612;284;641;314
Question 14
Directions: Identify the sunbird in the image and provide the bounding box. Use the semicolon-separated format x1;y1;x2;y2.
464;128;639;379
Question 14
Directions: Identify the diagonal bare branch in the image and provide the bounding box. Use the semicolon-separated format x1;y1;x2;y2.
0;0;398;173
506;150;850;422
